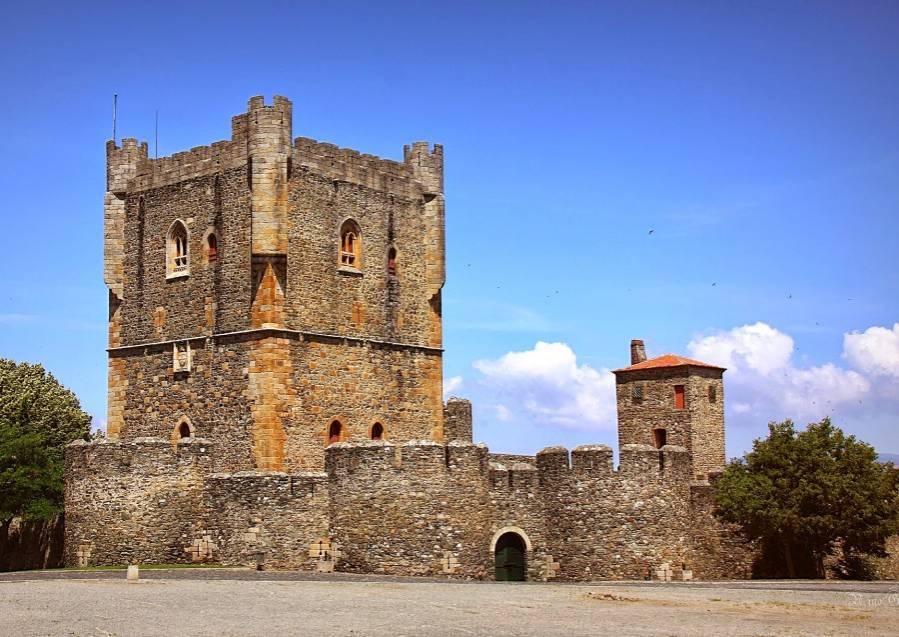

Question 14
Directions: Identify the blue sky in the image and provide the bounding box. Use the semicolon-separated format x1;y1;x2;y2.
1;1;897;458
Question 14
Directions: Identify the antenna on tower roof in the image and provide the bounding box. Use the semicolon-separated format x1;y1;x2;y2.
155;109;159;159
112;94;118;144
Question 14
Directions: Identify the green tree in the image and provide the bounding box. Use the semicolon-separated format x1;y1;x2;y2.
0;359;91;526
0;359;91;451
714;418;899;578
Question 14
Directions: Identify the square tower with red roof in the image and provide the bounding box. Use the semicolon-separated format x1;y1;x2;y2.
613;339;726;480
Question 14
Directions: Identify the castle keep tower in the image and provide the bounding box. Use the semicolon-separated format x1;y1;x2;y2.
103;96;446;472
613;339;726;479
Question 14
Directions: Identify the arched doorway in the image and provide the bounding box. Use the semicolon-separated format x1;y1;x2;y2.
494;531;527;581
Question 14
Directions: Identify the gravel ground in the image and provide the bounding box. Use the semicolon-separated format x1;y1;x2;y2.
1;570;897;636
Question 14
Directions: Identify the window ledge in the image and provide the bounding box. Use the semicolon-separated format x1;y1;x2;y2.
166;271;190;281
337;266;363;277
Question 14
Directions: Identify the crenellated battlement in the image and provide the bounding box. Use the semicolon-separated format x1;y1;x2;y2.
107;96;442;197
323;439;691;488
404;141;444;195
535;443;690;482
293;136;440;198
106;138;148;193
324;439;489;477
65;435;216;469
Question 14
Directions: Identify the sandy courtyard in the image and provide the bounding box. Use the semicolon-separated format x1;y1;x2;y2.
1;570;897;636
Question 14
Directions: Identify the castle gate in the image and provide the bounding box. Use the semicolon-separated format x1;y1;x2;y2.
494;532;527;581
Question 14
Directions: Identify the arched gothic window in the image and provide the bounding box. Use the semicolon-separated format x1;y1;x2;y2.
167;220;190;277
339;220;361;268
179;422;191;439
371;422;384;441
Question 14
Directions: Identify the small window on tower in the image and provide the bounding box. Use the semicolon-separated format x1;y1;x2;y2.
339;219;361;268
652;428;667;449
708;384;717;403
371;422;384;441
328;420;343;445
674;385;685;409
387;247;397;278
206;233;218;263
631;384;643;405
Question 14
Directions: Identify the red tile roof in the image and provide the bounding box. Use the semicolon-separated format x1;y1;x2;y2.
613;354;725;373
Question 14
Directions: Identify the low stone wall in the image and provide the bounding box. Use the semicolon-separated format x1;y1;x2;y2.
326;441;494;578
204;471;329;569
64;437;215;566
0;516;64;572
326;441;715;581
64;436;755;581
537;445;695;580
688;481;757;579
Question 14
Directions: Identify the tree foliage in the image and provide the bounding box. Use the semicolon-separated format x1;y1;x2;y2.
0;359;91;523
0;359;91;451
715;418;899;578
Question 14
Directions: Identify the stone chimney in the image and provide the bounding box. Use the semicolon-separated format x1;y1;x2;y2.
630;339;647;365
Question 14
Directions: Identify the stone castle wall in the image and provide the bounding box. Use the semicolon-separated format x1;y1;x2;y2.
204;472;329;569
324;441;717;580
65;436;748;579
64;438;215;566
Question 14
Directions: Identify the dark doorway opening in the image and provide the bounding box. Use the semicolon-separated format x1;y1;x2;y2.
494;532;526;581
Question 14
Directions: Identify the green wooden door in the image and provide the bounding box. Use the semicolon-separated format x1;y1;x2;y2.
494;533;526;581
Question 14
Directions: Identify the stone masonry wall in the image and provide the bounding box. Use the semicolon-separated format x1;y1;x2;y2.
118;166;251;345
64;438;215;566
443;398;473;443
326;441;494;578
688;480;757;579
537;444;695;580
111;335;442;473
325;441;705;581
203;472;329;570
64;436;751;579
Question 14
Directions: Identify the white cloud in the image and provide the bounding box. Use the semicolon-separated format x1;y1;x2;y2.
688;321;793;374
688;322;870;423
473;341;616;431
844;323;899;378
443;375;463;398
